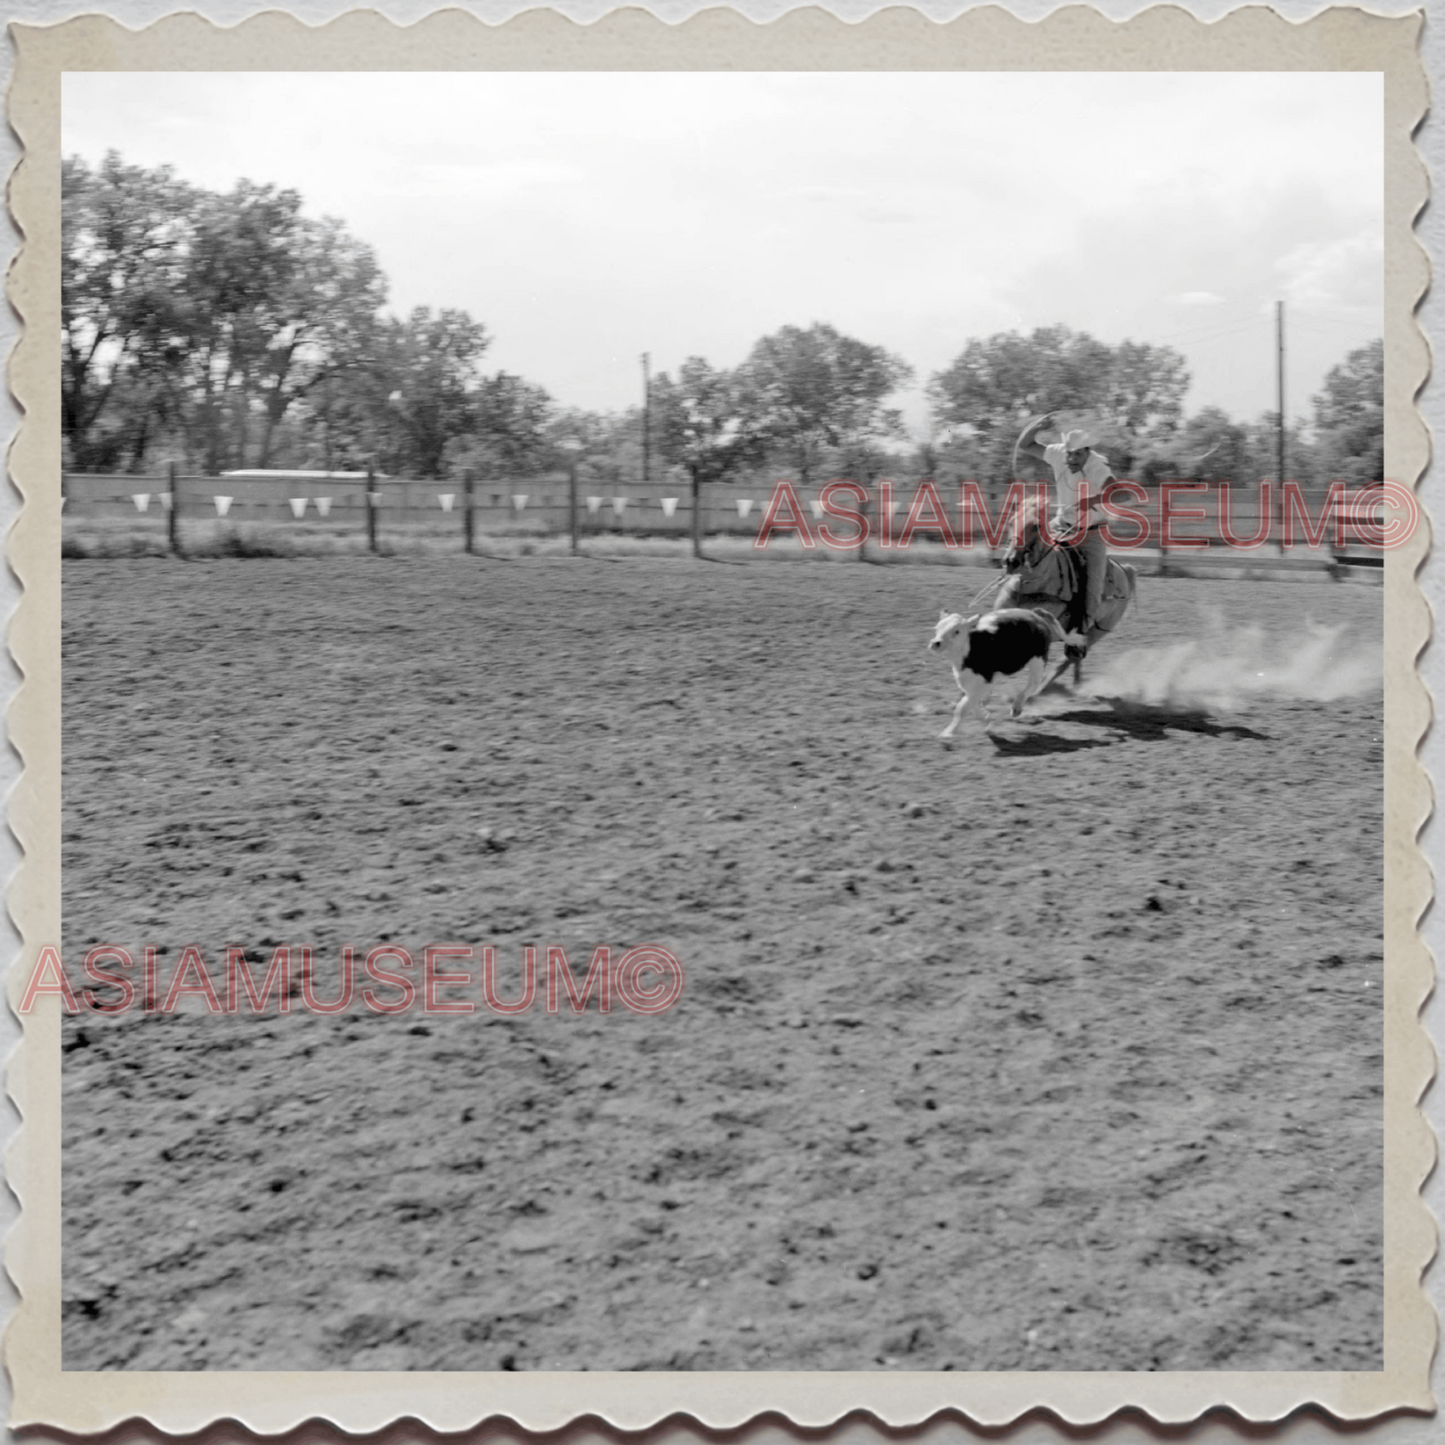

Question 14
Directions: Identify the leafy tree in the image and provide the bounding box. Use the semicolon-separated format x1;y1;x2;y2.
833;437;899;489
1099;339;1191;449
1311;339;1383;486
61;167;391;473
652;358;770;555
473;373;555;474
1238;412;1315;492
298;359;394;473
247;214;388;468
64;152;537;480
544;406;619;456
928;325;1107;449
1137;405;1253;487
61;151;196;471
743;322;912;485
443;373;556;478
928;326;1189;479
173;179;307;470
653;359;767;485
374;307;492;478
167;181;390;471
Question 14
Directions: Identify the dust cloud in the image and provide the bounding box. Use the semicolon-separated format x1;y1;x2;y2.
1086;616;1382;710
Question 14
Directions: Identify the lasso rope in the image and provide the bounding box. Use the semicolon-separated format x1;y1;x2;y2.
965;572;1007;609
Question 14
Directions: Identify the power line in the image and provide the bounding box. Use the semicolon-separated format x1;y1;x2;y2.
1158;320;1277;351
1289;310;1381;328
1290;300;1383;322
1288;319;1387;343
1148;313;1274;346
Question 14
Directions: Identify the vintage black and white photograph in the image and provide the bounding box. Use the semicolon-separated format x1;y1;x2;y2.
51;65;1390;1376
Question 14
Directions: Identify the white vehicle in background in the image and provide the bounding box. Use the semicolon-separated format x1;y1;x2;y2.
1330;482;1385;575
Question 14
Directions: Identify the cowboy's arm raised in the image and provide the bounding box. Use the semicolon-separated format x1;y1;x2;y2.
1015;413;1055;463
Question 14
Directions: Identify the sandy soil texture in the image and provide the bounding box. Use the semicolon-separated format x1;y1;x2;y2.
59;555;1383;1371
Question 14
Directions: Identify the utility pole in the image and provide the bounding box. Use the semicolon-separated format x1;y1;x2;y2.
1276;299;1287;554
641;352;651;484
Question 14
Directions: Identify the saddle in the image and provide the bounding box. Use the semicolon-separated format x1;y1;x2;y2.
1057;542;1090;634
1057;538;1127;633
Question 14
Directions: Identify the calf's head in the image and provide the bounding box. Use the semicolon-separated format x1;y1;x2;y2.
928;610;978;666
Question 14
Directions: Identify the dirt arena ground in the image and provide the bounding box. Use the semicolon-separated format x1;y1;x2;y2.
59;553;1384;1372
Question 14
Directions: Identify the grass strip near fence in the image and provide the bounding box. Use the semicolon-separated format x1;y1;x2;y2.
61;520;996;565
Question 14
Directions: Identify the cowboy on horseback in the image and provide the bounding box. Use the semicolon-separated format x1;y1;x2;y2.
1014;413;1116;656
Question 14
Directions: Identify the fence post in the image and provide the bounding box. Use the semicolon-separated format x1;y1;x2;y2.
691;474;703;560
464;468;475;555
168;461;181;557
569;457;579;555
366;464;379;553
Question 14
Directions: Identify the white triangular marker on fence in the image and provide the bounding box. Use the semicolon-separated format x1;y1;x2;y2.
809;499;824;518
132;494;151;513
159;492;173;511
438;493;455;512
661;497;679;518
315;497;332;518
587;496;603;514
214;496;233;518
736;498;754;519
367;492;382;506
512;494;528;511
886;502;899;517
289;497;308;519
60;497;67;511
611;497;627;516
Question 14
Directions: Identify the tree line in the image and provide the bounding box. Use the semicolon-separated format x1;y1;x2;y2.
63;152;1383;490
63;152;553;478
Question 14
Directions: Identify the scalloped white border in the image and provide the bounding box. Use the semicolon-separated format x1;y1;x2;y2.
3;5;1433;1433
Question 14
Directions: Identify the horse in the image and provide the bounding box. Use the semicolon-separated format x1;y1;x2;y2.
996;500;1138;658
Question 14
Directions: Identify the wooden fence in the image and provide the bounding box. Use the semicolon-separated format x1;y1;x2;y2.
60;470;1384;565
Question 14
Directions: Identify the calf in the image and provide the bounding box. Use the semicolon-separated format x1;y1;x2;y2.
927;607;1064;740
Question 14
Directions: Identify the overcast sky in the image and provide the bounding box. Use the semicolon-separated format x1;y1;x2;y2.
62;71;1383;437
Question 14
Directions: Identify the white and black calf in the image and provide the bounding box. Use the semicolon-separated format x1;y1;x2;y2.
927;607;1063;740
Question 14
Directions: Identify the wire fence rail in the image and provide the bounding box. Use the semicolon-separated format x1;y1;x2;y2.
63;467;774;547
61;468;1384;575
